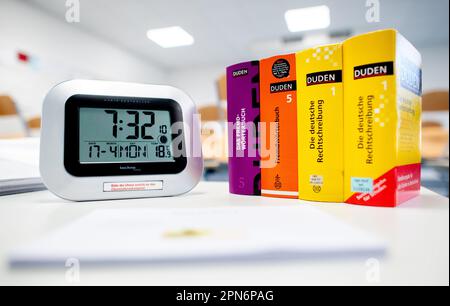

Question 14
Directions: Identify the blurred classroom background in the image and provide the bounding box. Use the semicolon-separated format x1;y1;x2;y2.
0;0;448;196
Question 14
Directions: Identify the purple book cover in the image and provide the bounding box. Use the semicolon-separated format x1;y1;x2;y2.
226;61;261;196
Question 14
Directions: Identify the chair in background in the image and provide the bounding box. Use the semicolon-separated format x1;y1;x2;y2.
217;74;227;104
422;91;449;160
422;91;449;112
198;105;226;122
198;105;228;172
0;96;27;139
27;116;41;137
196;74;229;181
421;91;449;197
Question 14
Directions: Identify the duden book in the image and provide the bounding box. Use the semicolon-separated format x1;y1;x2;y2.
296;44;344;203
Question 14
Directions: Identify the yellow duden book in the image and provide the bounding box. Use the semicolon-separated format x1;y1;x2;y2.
343;29;422;207
296;44;344;202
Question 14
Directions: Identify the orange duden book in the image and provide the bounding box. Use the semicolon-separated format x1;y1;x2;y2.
260;54;298;199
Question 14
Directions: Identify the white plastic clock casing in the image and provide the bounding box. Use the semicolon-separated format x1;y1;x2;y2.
40;80;203;201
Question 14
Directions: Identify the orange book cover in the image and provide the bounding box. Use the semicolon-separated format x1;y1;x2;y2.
260;54;298;199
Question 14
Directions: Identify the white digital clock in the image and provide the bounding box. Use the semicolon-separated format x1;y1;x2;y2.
40;80;203;201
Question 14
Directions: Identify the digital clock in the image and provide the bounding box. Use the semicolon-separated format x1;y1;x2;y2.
40;80;203;201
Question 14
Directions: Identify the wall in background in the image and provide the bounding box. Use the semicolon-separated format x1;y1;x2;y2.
167;45;450;108
167;65;225;108
0;0;167;118
421;45;450;92
1;0;448;116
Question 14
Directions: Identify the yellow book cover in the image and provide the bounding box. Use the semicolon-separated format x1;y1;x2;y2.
296;44;344;202
343;29;422;207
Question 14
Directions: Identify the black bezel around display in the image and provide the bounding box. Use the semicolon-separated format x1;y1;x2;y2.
64;94;187;177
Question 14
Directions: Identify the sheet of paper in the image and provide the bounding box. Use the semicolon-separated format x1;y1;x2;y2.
0;160;40;181
0;138;40;180
0;138;43;195
10;206;385;266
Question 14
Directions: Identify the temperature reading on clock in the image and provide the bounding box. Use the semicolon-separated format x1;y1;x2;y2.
79;107;174;164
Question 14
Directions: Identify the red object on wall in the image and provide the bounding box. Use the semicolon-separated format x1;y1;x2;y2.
17;52;30;63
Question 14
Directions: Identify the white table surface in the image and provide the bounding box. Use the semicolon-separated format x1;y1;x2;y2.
0;182;448;286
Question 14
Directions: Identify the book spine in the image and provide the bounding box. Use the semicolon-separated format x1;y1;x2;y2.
260;54;298;199
226;61;261;196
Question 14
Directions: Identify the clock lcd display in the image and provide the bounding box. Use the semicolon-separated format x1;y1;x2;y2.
79;108;175;164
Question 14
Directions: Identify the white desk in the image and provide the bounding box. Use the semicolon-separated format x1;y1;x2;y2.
0;182;448;286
